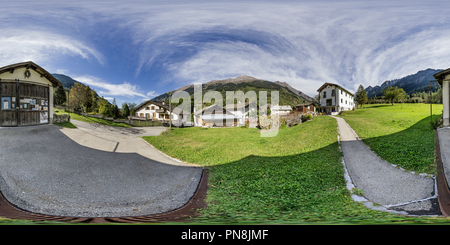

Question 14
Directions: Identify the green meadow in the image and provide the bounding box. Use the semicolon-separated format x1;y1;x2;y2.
339;103;442;174
144;107;448;223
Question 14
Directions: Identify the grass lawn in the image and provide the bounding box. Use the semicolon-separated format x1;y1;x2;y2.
53;121;77;128
339;103;442;175
144;116;448;223
53;108;132;128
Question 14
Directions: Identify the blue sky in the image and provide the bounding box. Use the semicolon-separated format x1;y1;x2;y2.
1;0;450;107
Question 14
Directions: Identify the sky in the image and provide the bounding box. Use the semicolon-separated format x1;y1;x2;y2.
1;0;450;107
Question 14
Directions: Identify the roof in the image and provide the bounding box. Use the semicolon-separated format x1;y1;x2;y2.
0;61;62;87
271;105;292;111
294;103;315;107
317;82;354;96
134;100;171;112
433;68;450;86
194;104;237;116
200;114;239;120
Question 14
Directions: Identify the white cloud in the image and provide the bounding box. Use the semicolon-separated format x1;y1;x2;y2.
119;1;450;96
73;75;154;100
0;29;105;67
3;1;450;98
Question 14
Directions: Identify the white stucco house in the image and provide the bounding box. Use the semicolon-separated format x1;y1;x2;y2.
134;100;180;122
317;83;355;115
193;104;239;127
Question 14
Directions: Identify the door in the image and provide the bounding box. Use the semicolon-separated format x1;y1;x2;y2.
0;82;18;126
19;83;49;126
0;81;49;126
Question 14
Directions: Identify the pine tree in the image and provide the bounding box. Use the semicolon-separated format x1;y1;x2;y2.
54;85;67;106
122;103;130;118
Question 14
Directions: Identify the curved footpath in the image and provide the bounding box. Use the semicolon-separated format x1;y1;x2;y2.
330;116;440;216
0;120;204;220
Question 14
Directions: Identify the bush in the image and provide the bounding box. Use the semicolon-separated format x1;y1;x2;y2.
301;114;313;122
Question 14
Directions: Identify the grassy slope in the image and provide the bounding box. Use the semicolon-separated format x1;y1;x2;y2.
339;103;442;174
144;116;445;223
53;108;132;128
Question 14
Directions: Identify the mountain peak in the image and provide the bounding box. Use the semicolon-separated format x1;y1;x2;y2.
364;68;444;97
208;75;260;85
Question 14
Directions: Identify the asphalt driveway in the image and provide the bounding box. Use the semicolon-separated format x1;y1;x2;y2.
0;123;203;218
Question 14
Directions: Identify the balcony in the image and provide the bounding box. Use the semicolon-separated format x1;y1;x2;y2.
155;109;165;113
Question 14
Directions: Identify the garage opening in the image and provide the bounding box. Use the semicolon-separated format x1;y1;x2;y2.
1;81;50;126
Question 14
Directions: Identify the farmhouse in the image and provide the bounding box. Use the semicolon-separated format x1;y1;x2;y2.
433;69;450;126
317;83;355;115
134;100;180;122
0;61;62;126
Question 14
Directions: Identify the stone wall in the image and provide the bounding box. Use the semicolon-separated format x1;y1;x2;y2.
52;113;70;124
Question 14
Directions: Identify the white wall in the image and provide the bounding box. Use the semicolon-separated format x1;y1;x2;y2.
319;85;354;111
135;103;179;121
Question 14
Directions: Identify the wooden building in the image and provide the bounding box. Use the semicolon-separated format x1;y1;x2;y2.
0;61;62;126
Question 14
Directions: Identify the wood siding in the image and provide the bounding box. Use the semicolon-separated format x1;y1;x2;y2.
0;81;49;126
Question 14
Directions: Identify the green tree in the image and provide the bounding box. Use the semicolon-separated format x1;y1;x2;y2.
53;85;67;106
128;103;137;116
122;103;130;118
68;83;86;111
383;86;406;105
355;84;368;108
83;85;93;113
99;104;109;117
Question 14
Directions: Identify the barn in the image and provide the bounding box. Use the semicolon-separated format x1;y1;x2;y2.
0;61;62;126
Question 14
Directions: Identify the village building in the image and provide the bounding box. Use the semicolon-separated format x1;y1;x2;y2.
433;69;450;126
193;104;239;127
317;83;355;115
0;61;62;126
292;102;316;114
271;105;293;117
133;100;181;123
224;101;258;126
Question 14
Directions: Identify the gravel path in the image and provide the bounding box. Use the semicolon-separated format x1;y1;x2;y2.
0;124;203;218
330;116;439;215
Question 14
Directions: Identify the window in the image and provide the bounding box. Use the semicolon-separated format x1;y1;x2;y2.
331;90;335;96
323;91;326;98
341;99;343;103
326;99;332;106
341;90;343;94
151;106;155;110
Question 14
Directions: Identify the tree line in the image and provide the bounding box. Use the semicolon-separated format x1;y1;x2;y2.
355;84;442;108
53;83;138;118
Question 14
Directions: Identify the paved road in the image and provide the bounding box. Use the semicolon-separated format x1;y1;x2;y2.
0;122;203;218
331;116;439;215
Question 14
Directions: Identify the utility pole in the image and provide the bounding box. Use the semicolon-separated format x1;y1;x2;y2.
430;80;432;124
